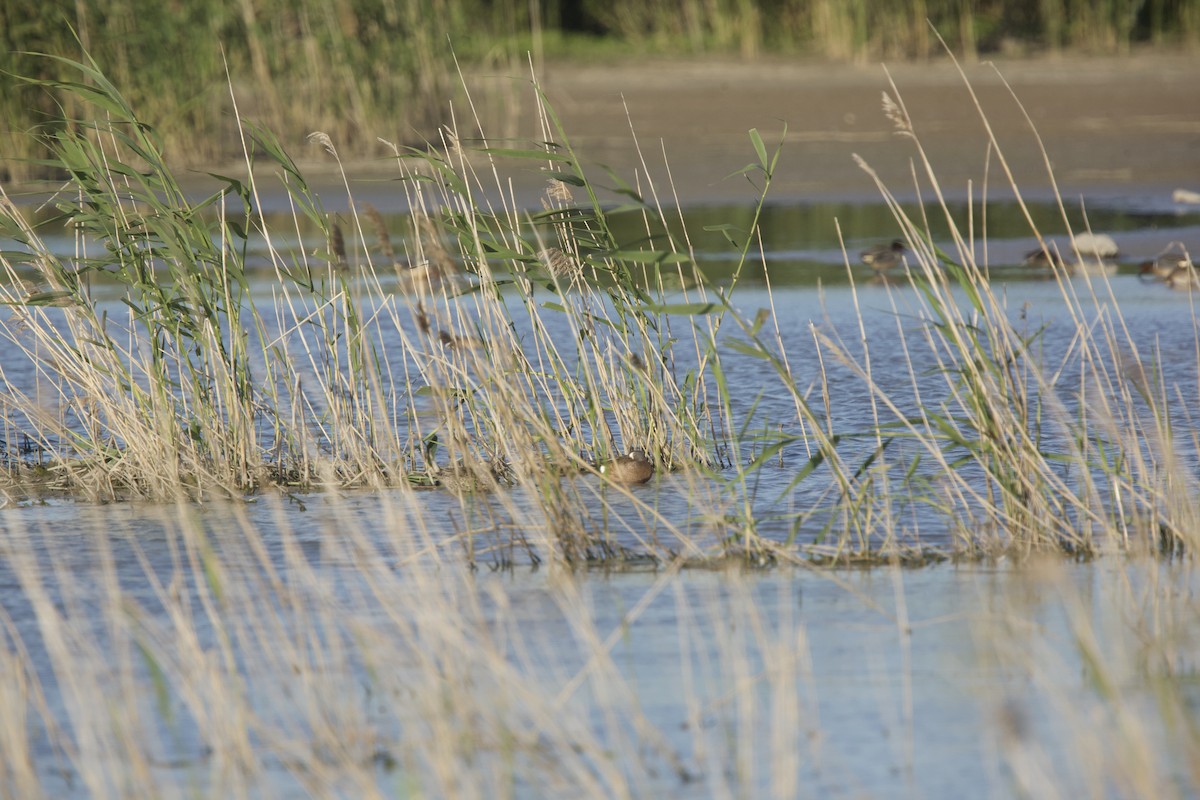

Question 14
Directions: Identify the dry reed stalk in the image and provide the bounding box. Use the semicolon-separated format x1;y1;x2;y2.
975;557;1200;798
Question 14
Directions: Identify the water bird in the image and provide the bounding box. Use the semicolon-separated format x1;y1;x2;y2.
1025;246;1117;276
599;449;655;485
396;259;463;294
1022;246;1068;270
1164;263;1200;290
860;240;906;273
437;330;484;350
1139;253;1192;281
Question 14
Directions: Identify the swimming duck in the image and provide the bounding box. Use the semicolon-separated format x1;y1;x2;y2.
1138;253;1192;281
599;449;655;485
1164;263;1200;290
860;240;906;273
1022;246;1068;270
396;259;471;294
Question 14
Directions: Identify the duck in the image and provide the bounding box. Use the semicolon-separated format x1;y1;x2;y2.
860;240;906;273
599;449;655;485
396;259;469;294
1022;246;1068;270
1138;252;1192;282
1164;263;1200;291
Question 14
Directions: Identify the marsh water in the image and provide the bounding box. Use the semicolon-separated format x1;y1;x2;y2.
4;190;1200;796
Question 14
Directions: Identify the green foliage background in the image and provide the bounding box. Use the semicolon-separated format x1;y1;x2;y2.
2;0;1197;180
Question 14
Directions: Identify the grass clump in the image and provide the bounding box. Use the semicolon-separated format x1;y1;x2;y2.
0;51;791;564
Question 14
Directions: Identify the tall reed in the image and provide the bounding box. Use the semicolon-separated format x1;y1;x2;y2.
819;42;1200;556
1;52;790;564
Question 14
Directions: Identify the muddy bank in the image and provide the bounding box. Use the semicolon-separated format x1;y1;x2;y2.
545;54;1200;205
17;53;1196;212
451;52;1200;208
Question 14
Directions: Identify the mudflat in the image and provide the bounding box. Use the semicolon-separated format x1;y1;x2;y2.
483;52;1200;206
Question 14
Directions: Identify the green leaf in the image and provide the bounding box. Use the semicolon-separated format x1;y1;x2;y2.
778;436;841;498
852;438;894;480
476;240;527;261
21;290;76;306
745;438;798;471
749;128;768;171
599;165;646;205
634;302;720;316
543;170;586;186
133;637;172;721
725;338;771;359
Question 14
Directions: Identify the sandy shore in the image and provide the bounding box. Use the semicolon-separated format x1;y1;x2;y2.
445;52;1200;208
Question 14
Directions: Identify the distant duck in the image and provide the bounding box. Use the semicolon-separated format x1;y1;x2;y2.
396;259;469;294
599;449;655;485
1022;246;1068;270
1164;263;1200;291
1026;247;1116;276
860;240;906;273
1139;253;1191;281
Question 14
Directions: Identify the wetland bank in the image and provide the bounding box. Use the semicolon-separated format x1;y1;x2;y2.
2;43;1200;797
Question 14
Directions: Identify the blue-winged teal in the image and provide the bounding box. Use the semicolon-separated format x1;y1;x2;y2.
1165;263;1200;290
600;449;655;484
860;240;906;273
1022;246;1068;269
1139;253;1192;281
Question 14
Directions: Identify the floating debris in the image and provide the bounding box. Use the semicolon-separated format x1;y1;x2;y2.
1172;188;1200;204
1071;232;1119;259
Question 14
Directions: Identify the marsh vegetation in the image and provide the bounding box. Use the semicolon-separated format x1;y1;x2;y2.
4;0;1200;182
4;52;1198;563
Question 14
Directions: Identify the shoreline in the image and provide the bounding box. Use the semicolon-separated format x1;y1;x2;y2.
528;52;1200;208
6;52;1198;213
